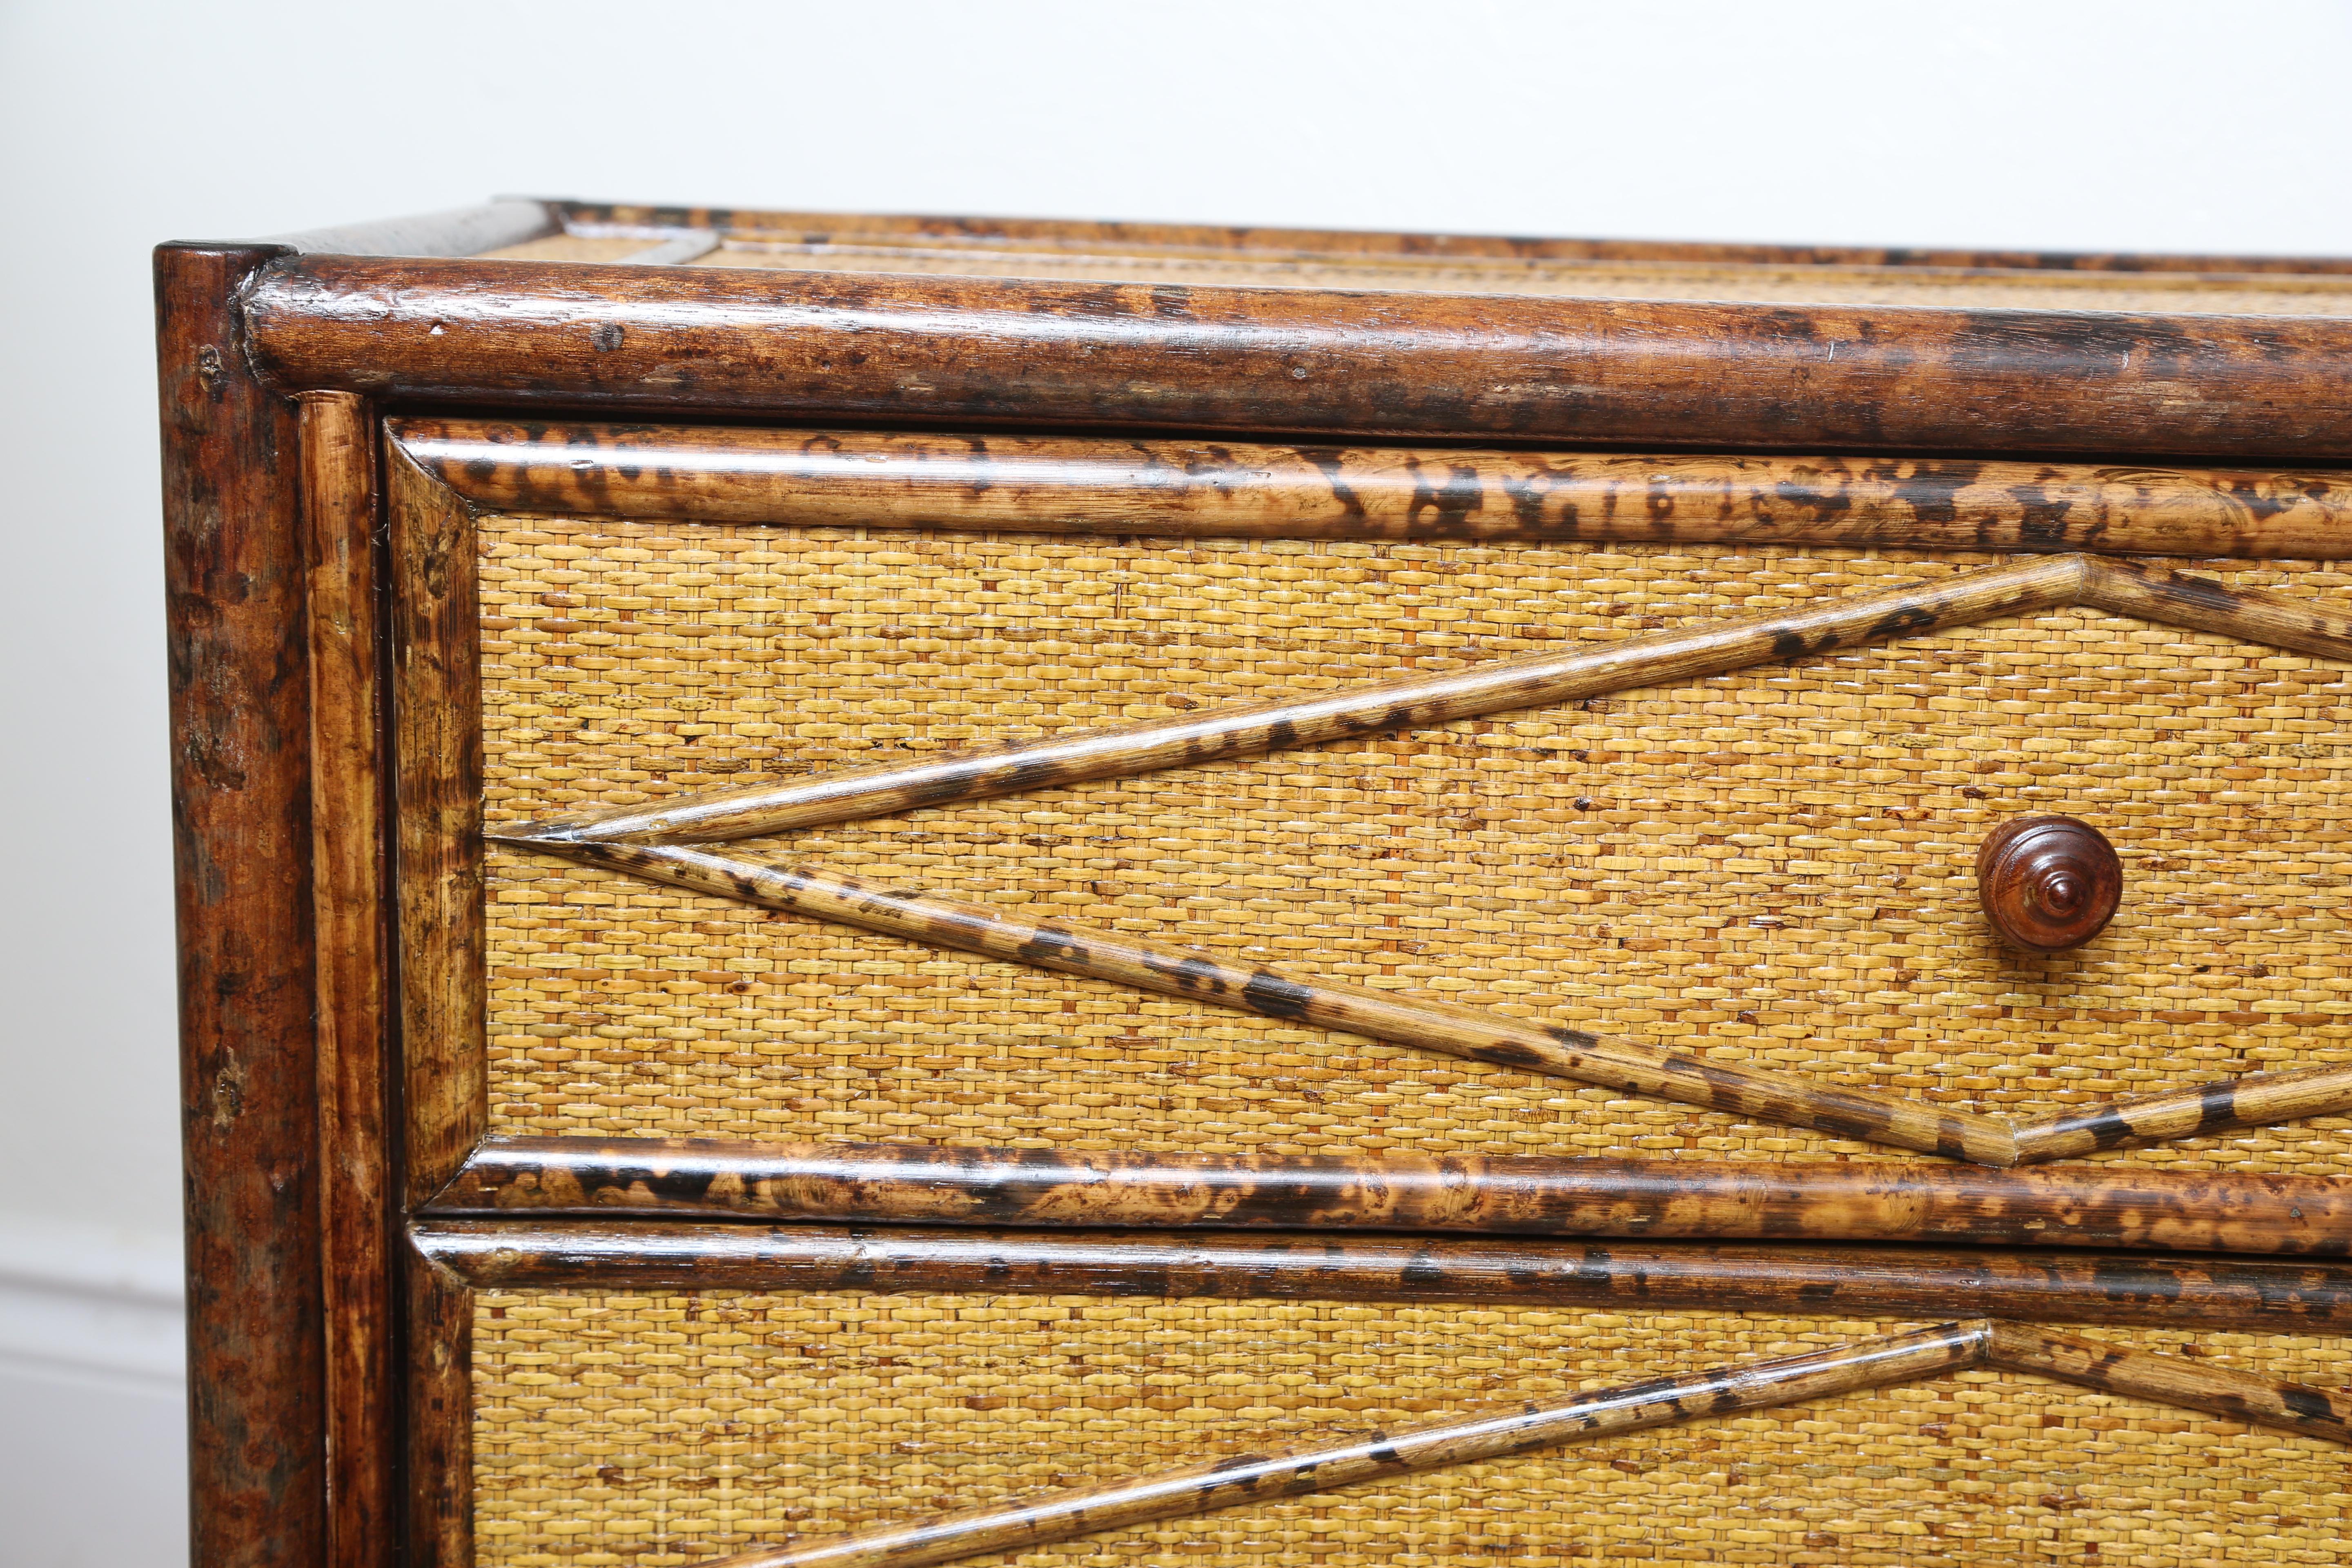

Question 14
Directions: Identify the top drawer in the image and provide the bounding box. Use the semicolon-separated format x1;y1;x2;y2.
386;421;2352;1178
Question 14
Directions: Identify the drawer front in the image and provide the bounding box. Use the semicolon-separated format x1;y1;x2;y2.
380;424;2352;1568
476;518;2352;1171
470;1292;2345;1568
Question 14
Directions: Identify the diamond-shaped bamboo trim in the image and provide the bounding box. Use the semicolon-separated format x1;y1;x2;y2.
493;555;2352;1167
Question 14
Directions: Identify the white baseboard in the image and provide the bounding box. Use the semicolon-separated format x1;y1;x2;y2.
0;1215;189;1568
0;1213;185;1389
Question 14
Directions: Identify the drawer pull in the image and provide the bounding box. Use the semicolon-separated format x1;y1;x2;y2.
1976;815;2122;952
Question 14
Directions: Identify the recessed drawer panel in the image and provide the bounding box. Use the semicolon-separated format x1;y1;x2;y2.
476;520;2352;1171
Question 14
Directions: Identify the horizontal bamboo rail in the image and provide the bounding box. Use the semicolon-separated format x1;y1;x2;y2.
499;555;2352;846
662;1316;2340;1568
547;199;2352;276
411;1221;2352;1332
248;255;2352;460
397;417;2352;559
484;837;2014;1163
431;1135;2352;1254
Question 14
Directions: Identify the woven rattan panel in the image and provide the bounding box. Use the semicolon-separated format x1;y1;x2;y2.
470;1291;2351;1567
479;521;2352;1171
477;232;2352;316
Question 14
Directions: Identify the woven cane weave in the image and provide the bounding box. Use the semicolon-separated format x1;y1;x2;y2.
470;1292;2351;1568
478;232;2352;317
479;520;2352;1172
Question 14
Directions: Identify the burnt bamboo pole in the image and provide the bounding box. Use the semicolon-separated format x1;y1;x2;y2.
1987;1322;2352;1445
678;1322;1998;1568
243;255;2352;460
484;838;2012;1163
2010;1060;2352;1164
411;1221;2352;1332
2081;556;2352;650
430;1135;2352;1255
396;418;2352;560
159;238;327;1568
297;390;395;1568
548;199;2352;276
500;556;2352;848
511;555;2093;846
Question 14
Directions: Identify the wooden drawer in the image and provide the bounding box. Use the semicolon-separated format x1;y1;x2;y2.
161;200;2352;1568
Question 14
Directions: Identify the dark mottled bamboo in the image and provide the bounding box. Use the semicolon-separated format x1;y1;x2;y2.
389;452;488;1204
682;1322;1996;1568
159;239;326;1568
551;199;2352;275
2011;1061;2352;1164
298;390;395;1568
2080;557;2352;657
243;256;2352;459
410;1221;2352;1331
485;838;2011;1163
503;557;2352;849
514;556;2092;846
1987;1322;2352;1445
396;417;2352;559
430;1135;2352;1255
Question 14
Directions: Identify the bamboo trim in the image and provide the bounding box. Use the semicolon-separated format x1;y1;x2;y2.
243;254;2352;461
297;391;394;1568
404;1243;474;1568
2012;1060;2352;1163
394;418;2352;559
500;556;2352;847
430;1134;2352;1255
492;552;2352;1164
489;838;2352;1165
160;241;329;1568
389;450;488;1204
1985;1321;2352;1445
489;838;2014;1164
666;1318;2348;1568
547;199;2352;276
411;1220;2352;1332
684;1322;1998;1568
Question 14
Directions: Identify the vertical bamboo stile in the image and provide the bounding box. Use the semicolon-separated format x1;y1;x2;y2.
298;391;394;1568
390;450;488;1205
159;238;326;1568
406;1244;476;1568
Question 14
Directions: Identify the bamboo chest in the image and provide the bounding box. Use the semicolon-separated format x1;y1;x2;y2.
160;200;2352;1568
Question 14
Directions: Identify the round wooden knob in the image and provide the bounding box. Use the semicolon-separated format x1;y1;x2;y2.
1976;815;2121;953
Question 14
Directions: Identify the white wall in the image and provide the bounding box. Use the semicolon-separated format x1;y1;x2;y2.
0;2;2345;1562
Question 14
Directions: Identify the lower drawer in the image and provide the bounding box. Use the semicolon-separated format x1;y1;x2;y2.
467;1288;2349;1568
